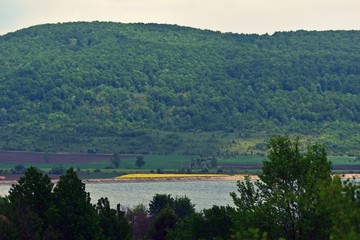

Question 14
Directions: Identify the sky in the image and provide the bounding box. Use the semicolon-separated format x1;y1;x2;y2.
1;0;360;36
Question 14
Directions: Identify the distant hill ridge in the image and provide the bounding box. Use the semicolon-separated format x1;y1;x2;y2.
0;22;359;154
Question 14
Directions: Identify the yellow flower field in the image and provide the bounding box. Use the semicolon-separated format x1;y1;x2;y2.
116;173;232;179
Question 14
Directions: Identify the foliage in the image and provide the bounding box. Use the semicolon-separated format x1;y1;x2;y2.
230;136;332;239
146;194;196;239
48;166;65;174
319;176;360;240
0;167;133;239
12;164;26;174
173;196;195;219
148;193;195;220
52;168;102;240
125;204;152;240
0;22;359;155
5;167;56;239
149;194;175;218
135;155;145;168
111;151;121;168
169;205;235;240
0;168;115;239
96;197;132;240
168;212;206;240
148;206;178;240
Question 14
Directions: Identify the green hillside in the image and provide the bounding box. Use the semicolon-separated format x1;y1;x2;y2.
0;22;359;155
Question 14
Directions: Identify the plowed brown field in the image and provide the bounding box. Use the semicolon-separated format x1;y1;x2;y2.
0;151;136;164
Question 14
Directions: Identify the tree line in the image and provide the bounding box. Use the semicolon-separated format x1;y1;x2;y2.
0;136;359;239
0;22;359;155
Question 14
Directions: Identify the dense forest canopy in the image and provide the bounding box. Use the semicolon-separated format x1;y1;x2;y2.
0;22;359;154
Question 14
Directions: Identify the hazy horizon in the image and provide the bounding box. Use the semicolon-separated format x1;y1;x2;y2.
1;0;359;36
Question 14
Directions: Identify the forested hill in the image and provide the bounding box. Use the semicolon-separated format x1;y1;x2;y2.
0;22;359;154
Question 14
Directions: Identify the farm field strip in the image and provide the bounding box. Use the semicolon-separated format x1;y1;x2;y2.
117;173;232;179
0;151;140;164
0;151;358;172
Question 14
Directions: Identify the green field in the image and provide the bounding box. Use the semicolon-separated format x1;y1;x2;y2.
328;156;359;165
0;154;358;179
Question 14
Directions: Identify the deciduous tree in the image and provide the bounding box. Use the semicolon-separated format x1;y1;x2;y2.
319;176;360;240
231;136;332;239
149;194;174;218
148;206;178;240
96;197;132;240
135;155;145;168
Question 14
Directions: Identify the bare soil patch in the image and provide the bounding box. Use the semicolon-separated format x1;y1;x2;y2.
0;151;137;164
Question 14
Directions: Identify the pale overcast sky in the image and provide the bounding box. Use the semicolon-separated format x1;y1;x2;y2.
1;0;359;36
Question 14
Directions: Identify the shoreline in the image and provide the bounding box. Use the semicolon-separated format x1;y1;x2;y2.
83;174;258;184
0;174;255;185
0;173;359;186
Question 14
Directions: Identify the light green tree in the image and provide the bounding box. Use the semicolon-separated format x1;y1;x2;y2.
319;176;360;240
231;136;332;239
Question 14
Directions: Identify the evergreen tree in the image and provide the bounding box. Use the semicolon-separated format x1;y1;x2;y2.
6;167;57;239
53;168;102;240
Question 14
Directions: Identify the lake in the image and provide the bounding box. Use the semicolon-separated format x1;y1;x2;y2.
2;178;359;211
0;180;238;210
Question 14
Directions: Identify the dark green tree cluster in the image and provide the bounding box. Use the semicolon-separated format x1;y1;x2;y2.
135;155;145;168
147;194;195;239
0;167;132;240
169;205;236;240
0;22;359;154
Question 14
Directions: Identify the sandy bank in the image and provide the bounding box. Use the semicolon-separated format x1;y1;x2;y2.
82;173;360;184
83;174;259;184
0;175;258;185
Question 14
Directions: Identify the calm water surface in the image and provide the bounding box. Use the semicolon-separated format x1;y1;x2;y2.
2;179;359;210
0;181;238;210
